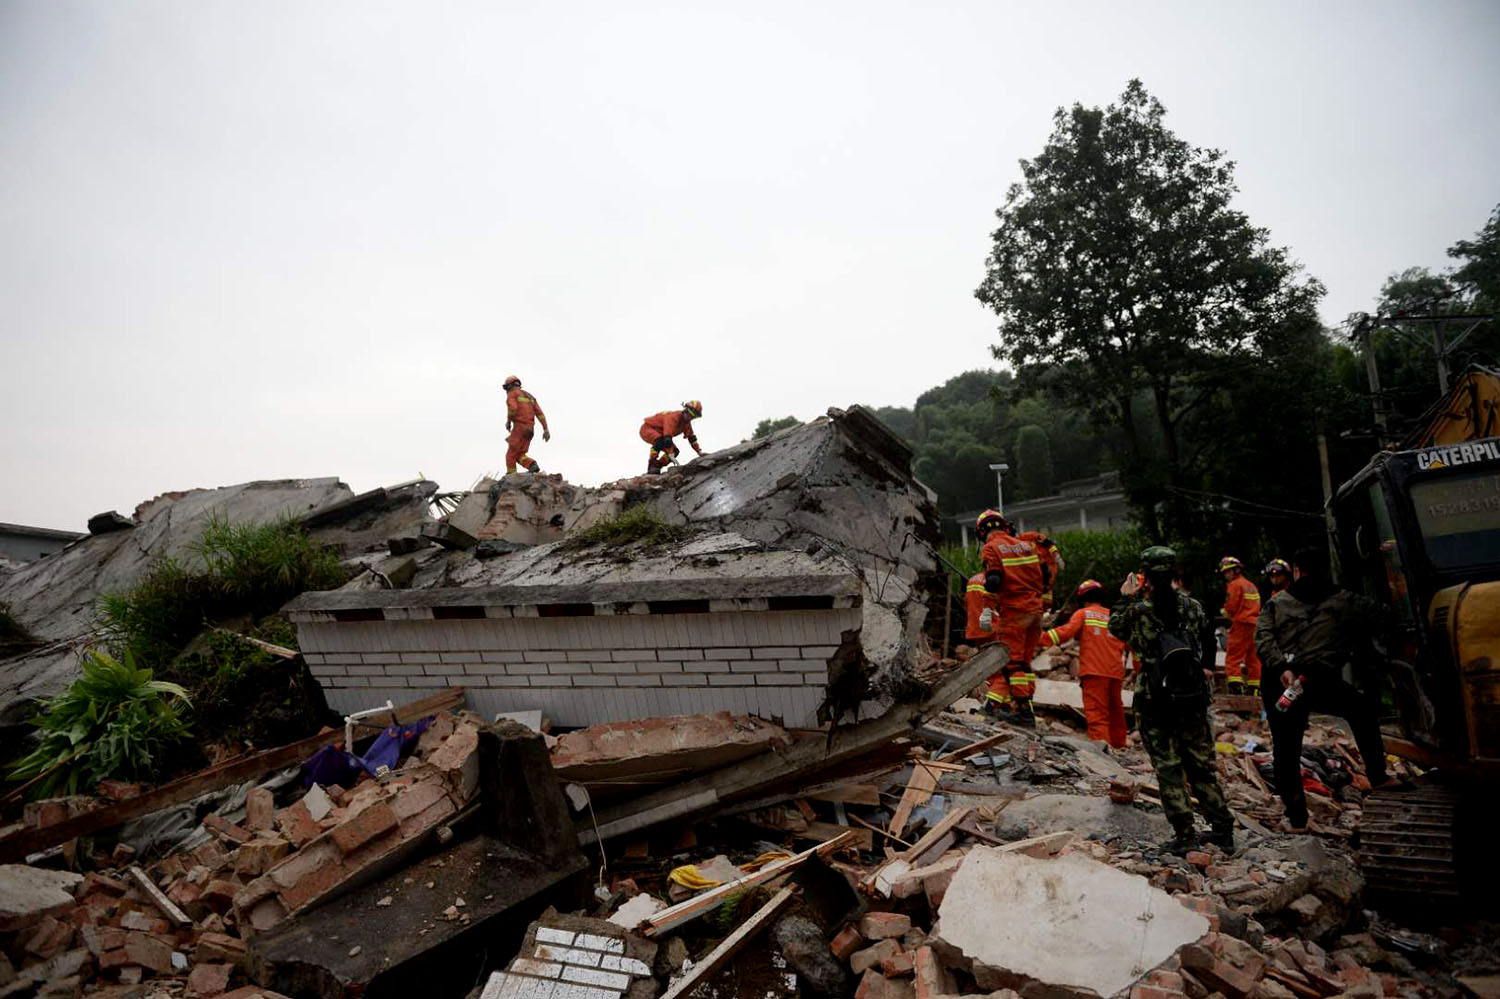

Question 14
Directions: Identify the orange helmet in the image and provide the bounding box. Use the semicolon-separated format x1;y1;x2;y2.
682;400;703;418
503;375;521;389
1076;579;1104;599
975;509;1007;537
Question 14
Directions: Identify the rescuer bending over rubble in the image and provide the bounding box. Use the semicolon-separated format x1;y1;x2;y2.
640;400;704;475
502;374;550;474
976;508;1048;726
1110;545;1235;854
1039;578;1129;748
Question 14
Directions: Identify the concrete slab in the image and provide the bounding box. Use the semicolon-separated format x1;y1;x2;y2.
934;847;1208;997
0;864;84;932
996;794;1171;843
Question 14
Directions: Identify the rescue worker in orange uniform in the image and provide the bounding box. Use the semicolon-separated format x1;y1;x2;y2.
1039;580;1130;747
1219;556;1263;694
503;375;550;474
1264;558;1291;597
640;401;703;475
964;571;1001;648
977;509;1049;725
1020;531;1063;612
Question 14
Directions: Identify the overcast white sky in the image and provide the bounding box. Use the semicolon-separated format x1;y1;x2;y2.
3;1;1497;531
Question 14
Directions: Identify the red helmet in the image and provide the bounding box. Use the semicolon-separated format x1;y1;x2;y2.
1264;558;1291;577
1076;579;1104;599
682;400;703;418
503;375;521;389
1218;556;1243;573
975;509;1007;537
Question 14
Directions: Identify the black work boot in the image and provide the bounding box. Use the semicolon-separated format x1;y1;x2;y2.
1204;827;1236;852
1009;700;1036;727
1226;679;1245;696
1162;828;1198;855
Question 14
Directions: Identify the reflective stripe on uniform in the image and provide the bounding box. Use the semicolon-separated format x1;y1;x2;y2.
966;584;987;593
1046;628;1061;644
1001;555;1040;566
985;691;1011;704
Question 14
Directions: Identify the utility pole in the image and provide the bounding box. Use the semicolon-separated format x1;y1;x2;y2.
1356;317;1389;439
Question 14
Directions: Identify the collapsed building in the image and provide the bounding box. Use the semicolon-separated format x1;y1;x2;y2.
287;407;942;731
1;406;1489;999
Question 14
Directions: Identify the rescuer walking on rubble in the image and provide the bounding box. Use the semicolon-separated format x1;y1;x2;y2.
1110;546;1236;853
503;375;550;475
1254;546;1394;833
1219;556;1263;695
1039;579;1129;748
977;509;1048;725
641;401;704;475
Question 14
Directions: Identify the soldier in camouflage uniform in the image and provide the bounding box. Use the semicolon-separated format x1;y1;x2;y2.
1109;545;1236;853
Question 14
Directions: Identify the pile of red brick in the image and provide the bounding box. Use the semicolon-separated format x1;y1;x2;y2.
0;711;483;999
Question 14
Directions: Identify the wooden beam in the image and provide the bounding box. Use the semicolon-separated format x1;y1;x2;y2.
800;821;872;852
128;865;190;927
584;644;1010;844
807;785;880;807
660;888;795;999
0;687;465;863
895;807;970;867
644;831;858;937
887;761;941;839
936;732;1014;763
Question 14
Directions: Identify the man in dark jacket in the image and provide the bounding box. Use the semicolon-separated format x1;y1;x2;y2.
1254;547;1393;831
1110;545;1235;853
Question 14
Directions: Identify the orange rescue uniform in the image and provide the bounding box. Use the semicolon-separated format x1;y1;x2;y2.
505;386;548;473
1222;574;1263;687
640;410;700;472
979;531;1046;707
964;572;1000;646
1040;604;1129;747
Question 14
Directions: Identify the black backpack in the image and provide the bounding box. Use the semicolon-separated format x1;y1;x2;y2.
1148;623;1207;707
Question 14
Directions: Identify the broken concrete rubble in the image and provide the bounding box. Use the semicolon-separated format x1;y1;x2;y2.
481;911;657;999
287;408;942;732
0;477;436;713
934;846;1209;996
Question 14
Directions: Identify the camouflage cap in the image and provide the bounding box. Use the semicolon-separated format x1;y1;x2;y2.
1139;545;1177;571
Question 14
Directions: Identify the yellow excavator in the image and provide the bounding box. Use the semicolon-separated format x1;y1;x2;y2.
1329;364;1500;906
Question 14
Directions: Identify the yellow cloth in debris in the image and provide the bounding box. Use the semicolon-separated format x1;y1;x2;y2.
667;852;792;890
1214;742;1239;755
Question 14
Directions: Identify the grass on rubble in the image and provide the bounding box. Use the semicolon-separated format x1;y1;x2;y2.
98;516;345;667
562;505;690;550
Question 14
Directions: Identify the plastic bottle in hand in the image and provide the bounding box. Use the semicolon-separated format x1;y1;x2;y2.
1276;675;1306;712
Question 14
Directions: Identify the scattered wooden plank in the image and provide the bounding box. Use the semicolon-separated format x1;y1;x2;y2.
1240;756;1271;795
1264;966;1325;999
801;821;872;852
660;888;795;999
849;814;911;849
584;644;1010;844
0;687;466;864
935;732;1014;763
806;784;881;807
887;762;941;839
128;866;191;928
792;799;817;822
211;627;298;659
644;831;858;937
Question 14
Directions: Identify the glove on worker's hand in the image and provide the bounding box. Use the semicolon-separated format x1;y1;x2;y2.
978;607;995;632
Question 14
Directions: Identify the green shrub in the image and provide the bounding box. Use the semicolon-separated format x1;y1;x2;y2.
7;649;190;798
99;517;344;666
563;505;689;550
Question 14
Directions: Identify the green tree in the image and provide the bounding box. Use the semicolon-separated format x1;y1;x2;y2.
1014;424;1054;497
974;80;1324;537
749;416;801;441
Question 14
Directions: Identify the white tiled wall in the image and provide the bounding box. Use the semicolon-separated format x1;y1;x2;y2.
302;607;857;728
